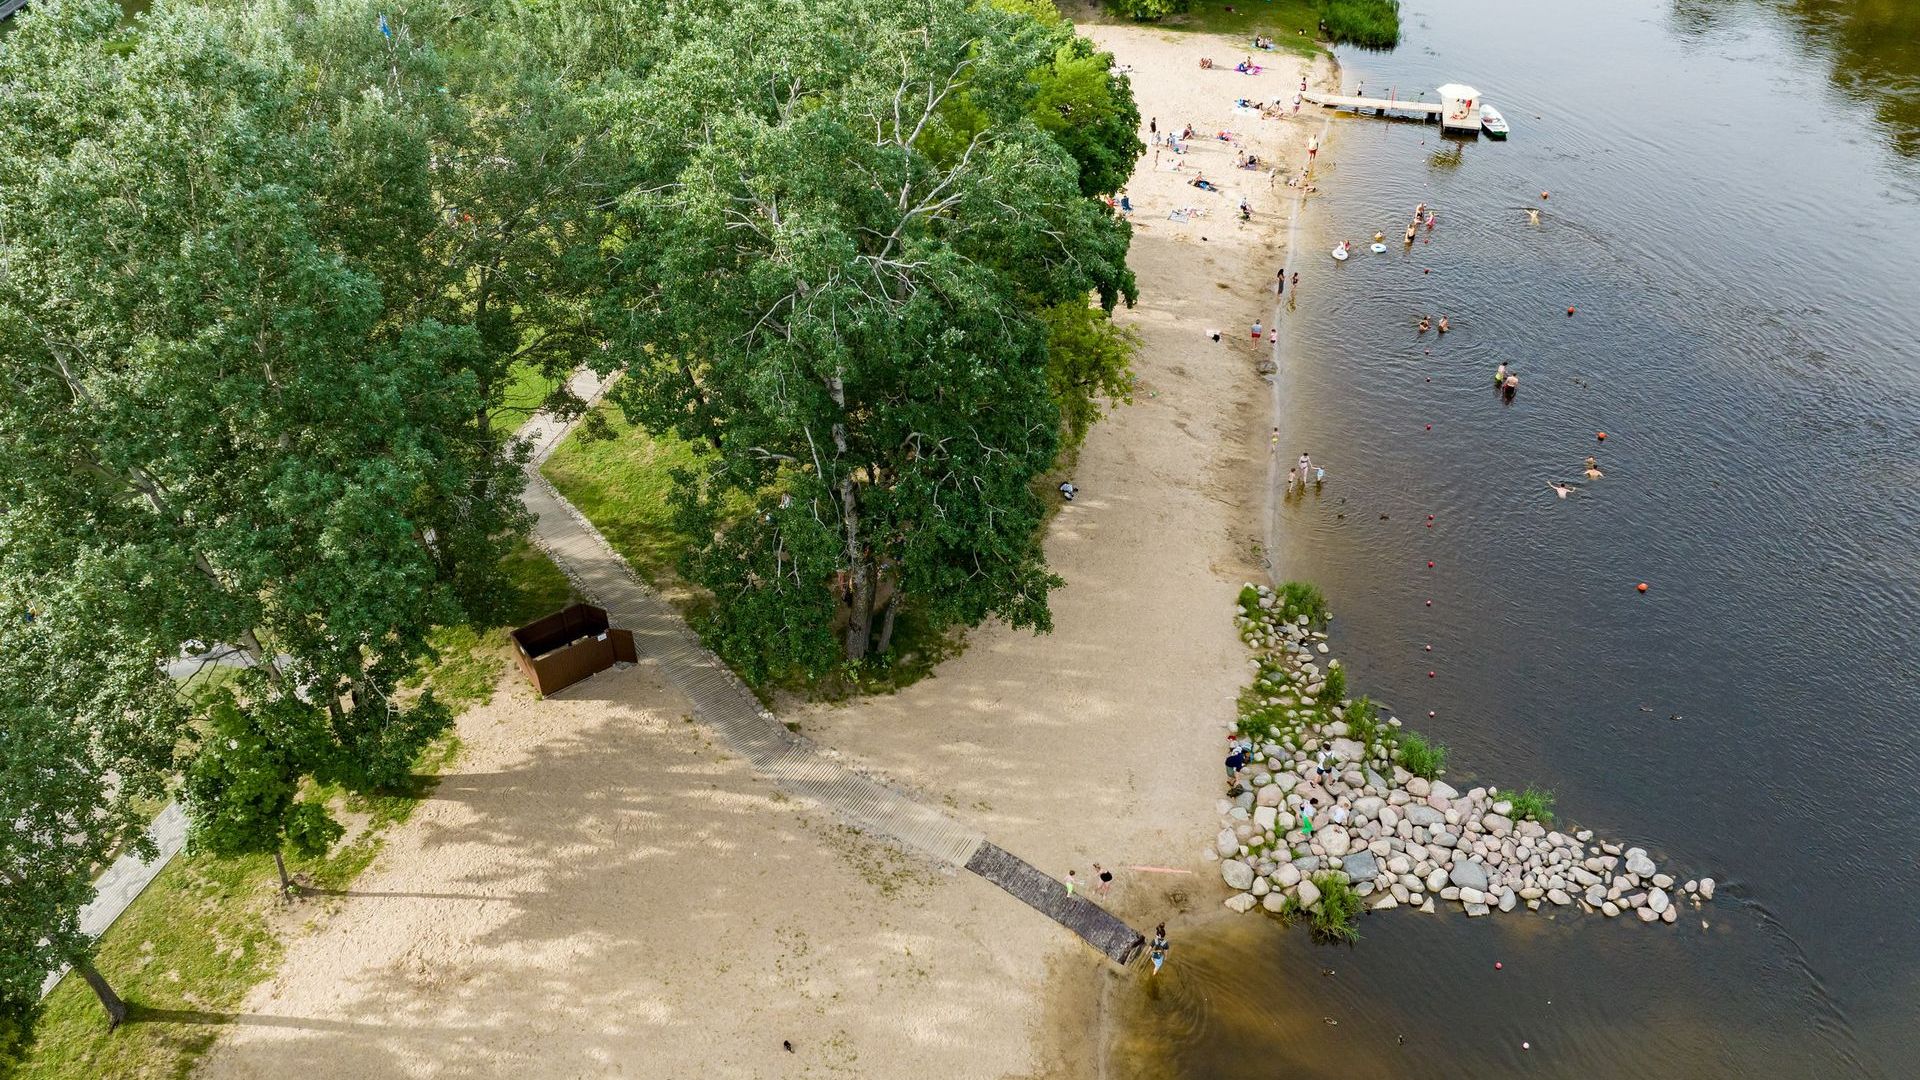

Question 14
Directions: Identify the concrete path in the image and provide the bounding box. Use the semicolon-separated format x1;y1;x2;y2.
522;373;1143;963
40;804;188;997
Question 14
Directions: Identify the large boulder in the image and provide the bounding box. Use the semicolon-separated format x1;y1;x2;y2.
1481;813;1514;837
1647;887;1670;915
1222;859;1256;891
1216;829;1240;857
1341;851;1380;884
1256;784;1285;807
1253;805;1278;831
1225;892;1258;913
1274;862;1302;888
1297;877;1323;911
1320;827;1352;857
1448;860;1489;892
1404;804;1446;828
1262;891;1289;913
1624;847;1657;878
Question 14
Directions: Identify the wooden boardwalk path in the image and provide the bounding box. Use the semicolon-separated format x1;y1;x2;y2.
1303;90;1443;119
522;373;1143;963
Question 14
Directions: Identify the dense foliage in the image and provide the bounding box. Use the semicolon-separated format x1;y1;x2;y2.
1318;0;1401;49
597;0;1141;681
0;0;1142;1044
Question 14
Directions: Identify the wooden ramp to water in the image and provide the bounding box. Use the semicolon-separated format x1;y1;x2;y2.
519;374;1143;966
966;843;1145;965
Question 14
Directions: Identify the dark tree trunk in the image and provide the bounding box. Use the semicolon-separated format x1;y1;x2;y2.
273;849;296;899
71;957;127;1030
838;474;874;661
875;587;902;655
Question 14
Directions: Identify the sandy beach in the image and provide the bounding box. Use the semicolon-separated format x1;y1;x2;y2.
196;25;1324;1080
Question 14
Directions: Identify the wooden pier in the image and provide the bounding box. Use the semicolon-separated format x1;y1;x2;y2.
1303;91;1444;121
0;0;27;22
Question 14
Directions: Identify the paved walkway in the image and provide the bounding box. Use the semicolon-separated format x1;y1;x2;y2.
41;804;188;997
522;373;1143;963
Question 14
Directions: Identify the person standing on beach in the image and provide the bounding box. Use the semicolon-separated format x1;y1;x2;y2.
1149;116;1157;136
1150;924;1169;975
1308;134;1319;160
1276;268;1286;296
1096;864;1114;896
1297;453;1314;488
1066;869;1078;896
1226;744;1248;784
1251;319;1263;341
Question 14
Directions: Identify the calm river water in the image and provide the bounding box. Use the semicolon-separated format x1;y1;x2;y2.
1112;1;1920;1076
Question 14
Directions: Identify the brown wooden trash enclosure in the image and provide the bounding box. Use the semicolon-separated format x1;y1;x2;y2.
509;603;637;696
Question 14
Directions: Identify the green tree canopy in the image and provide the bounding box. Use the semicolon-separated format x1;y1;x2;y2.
595;0;1138;680
0;0;522;914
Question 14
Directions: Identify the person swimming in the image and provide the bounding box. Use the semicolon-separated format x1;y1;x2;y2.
1503;374;1519;390
1527;208;1541;225
1584;456;1604;480
1548;481;1575;499
1495;362;1508;384
1418;316;1431;333
1405;222;1417;243
1437;316;1450;333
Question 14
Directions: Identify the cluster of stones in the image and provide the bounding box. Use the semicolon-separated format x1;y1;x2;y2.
1210;583;1716;925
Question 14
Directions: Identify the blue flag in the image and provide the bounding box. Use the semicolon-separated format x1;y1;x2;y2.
378;14;392;39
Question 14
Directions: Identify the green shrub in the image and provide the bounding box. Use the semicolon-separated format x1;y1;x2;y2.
1395;731;1447;780
1307;872;1364;943
1318;663;1346;705
1510;786;1555;824
1275;581;1329;627
1345;695;1380;749
1237;584;1264;617
1318;0;1400;48
1107;0;1189;19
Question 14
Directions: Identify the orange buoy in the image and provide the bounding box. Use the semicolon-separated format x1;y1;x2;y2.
1425;599;1433;606
1425;424;1432;430
1427;561;1435;568
1567;306;1576;316
1636;582;1649;593
1541;190;1550;199
1597;431;1608;441
1428;670;1436;678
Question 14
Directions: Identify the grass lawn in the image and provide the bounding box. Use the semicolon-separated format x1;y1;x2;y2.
9;543;575;1080
491;361;564;438
1076;0;1400;54
539;401;708;602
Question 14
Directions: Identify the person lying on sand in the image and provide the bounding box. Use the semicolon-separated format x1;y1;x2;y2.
1189;175;1218;191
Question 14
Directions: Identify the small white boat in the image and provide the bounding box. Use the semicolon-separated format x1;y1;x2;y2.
1331;243;1349;261
1481;104;1510;140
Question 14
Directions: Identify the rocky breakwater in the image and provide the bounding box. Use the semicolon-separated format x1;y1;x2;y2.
1209;582;1717;933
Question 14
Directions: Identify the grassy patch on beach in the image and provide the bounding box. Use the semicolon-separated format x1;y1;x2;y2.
1394;730;1447;781
12;546;571;1080
1316;0;1399;49
1095;0;1397;54
1306;872;1365;941
1510;785;1555;825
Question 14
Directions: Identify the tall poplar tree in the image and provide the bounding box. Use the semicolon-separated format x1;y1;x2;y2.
598;0;1137;680
0;0;522;900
